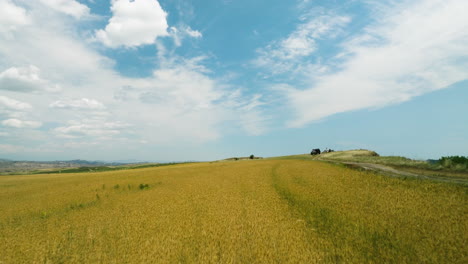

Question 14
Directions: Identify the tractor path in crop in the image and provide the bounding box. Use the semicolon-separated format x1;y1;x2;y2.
320;159;468;185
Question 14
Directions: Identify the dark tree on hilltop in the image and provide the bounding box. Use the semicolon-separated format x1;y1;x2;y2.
250;154;255;159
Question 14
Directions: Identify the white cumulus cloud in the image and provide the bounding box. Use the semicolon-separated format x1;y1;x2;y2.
0;95;32;110
0;65;61;93
2;118;42;128
95;0;169;48
0;0;30;33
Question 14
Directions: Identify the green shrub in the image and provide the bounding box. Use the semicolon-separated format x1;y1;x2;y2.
438;156;468;170
139;183;150;190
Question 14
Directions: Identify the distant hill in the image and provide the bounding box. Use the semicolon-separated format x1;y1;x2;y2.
0;159;128;174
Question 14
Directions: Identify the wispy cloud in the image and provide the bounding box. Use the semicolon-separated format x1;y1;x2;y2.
237;94;270;136
254;13;351;76
54;120;128;139
110;56;268;142
169;25;202;47
50;98;105;110
286;0;468;127
38;0;90;19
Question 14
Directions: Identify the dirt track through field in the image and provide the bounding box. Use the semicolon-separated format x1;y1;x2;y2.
326;160;468;185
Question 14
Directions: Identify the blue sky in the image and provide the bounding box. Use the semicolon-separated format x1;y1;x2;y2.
0;0;467;161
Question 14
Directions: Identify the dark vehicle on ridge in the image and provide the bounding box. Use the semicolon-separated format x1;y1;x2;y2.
310;149;321;155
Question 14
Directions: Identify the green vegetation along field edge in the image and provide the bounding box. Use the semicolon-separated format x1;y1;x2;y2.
271;150;468;182
320;150;468;171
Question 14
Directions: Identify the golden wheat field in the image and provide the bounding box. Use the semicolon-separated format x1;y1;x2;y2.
0;159;466;263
